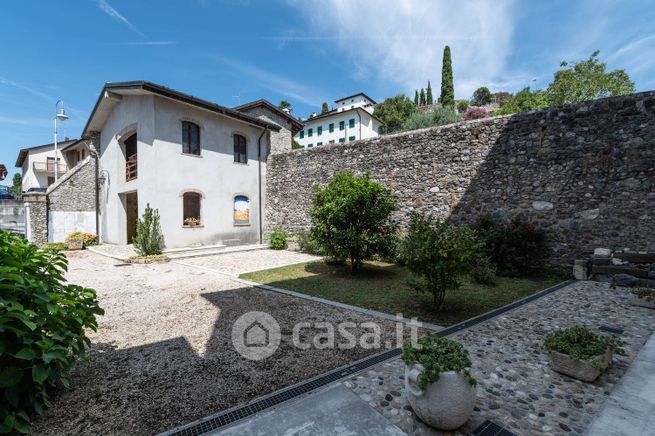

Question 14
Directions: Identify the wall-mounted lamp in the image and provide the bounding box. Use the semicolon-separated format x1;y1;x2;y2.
99;170;109;186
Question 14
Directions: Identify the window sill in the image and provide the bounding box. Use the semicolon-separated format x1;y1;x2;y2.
234;223;251;227
233;161;249;165
183;225;204;228
181;152;203;158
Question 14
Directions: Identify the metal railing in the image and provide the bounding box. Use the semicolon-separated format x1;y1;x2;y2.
33;161;68;173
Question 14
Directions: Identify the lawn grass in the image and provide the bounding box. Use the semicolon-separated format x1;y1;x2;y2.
241;261;563;326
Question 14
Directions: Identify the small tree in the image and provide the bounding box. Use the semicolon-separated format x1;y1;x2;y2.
419;88;426;106
278;100;292;111
457;100;469;113
426;80;433;105
310;172;397;272
471;87;492;106
464;106;489;121
133;203;164;256
374;94;418;134
414;90;419;105
321;102;329;114
440;45;455;107
12;173;22;199
399;213;481;309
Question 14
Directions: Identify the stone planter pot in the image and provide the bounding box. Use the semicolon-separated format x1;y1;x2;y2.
548;348;612;382
404;364;476;430
629;296;655;310
67;239;83;250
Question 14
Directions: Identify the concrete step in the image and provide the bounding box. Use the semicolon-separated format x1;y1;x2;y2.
166;244;268;259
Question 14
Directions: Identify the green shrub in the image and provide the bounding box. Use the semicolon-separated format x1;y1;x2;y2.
400;104;461;131
297;230;323;255
474;215;546;277
310;172;397;272
41;242;67;254
269;228;288;250
471;256;497;285
133;204;164;256
0;231;103;434
545;325;624;362
64;231;98;247
402;333;476;389
399;213;481;309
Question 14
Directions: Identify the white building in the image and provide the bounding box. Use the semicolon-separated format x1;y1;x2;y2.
81;81;296;248
15;139;90;192
294;93;383;148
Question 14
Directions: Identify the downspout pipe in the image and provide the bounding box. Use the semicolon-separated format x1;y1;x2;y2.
257;128;268;245
357;109;362;140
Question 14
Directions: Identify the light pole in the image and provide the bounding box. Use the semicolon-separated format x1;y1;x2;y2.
54;100;69;181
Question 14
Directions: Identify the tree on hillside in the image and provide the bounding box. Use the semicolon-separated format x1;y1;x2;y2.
11;173;22;199
471;87;492;106
374;94;418;134
493;91;512;106
426;80;433;105
496;87;549;115
440;46;455;107
321;102;329;114
414;90;419;105
419;88;426;106
546;50;635;105
278;100;292;111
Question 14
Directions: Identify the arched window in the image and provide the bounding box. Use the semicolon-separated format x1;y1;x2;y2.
233;134;247;163
182;121;200;155
183;192;202;226
233;195;250;225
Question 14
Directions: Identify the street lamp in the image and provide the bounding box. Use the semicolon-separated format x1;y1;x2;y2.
54;100;69;181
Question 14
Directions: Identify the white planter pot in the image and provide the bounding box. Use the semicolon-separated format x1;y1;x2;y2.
404;364;476;430
548;348;612;382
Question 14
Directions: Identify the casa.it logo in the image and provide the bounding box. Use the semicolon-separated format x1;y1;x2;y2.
231;311;281;361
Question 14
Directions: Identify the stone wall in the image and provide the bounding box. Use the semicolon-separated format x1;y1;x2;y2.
23;193;47;246
238;106;294;154
266;91;655;266
47;156;96;212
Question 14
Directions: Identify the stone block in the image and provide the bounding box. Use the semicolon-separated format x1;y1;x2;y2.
613;273;638;286
573;260;588;280
592;265;649;278
594;248;611;257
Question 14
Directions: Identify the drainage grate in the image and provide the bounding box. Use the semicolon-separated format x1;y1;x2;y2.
163;280;575;436
473;420;516;436
599;325;624;335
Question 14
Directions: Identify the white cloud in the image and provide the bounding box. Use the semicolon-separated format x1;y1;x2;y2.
285;0;517;99
215;56;326;106
0;76;52;101
97;0;146;38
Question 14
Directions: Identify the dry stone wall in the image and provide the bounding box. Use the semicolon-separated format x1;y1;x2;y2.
266;91;655;266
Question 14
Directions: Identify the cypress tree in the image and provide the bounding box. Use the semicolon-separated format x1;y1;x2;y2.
321;102;329;113
440;45;454;107
426;80;433;105
419;88;426;106
414;90;419;105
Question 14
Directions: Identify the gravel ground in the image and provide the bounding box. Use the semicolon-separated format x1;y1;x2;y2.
178;249;321;275
31;251;404;436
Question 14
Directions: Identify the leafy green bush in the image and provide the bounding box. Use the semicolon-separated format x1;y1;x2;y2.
545;325;624;361
474;215;546;277
471;256;497;285
133;203;164;256
296;230;323;255
400;104;461;131
402;333;476;389
399;213;481;309
269;228;288;250
64;231;98;247
41;242;67;254
310;172;397;272
0;231;103;434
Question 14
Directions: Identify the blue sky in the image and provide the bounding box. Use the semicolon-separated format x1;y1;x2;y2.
1;0;654;183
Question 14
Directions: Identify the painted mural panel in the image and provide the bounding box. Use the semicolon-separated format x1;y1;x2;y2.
234;195;250;225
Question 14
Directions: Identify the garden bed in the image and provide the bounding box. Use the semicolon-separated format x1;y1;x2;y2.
240;261;562;326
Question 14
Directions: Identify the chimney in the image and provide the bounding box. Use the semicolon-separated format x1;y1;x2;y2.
311;112;317;118
282;107;290;114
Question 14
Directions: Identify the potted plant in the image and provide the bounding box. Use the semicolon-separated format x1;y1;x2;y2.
544;325;624;382
630;288;655;309
184;217;201;227
66;238;83;250
402;334;477;430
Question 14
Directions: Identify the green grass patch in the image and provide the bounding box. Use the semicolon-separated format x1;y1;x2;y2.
241;261;563;326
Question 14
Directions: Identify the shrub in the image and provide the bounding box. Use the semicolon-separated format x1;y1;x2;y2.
471;256;497;285
545;325;624;361
402;333;476;389
297;230;323;255
456;100;469;113
400;104;461;131
398;213;481;309
269;228;288;250
0;231;103;434
64;231;98;247
474;215;546;277
41;242;67;253
310;172;397;272
463;106;489;121
133;203;164;256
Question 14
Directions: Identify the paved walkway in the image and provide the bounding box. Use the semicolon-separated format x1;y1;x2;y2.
205;281;655;436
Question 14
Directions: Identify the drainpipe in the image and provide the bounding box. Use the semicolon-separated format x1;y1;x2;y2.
257;128;268;244
357;109;362;140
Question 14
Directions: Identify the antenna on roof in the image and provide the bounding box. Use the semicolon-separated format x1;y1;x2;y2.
232;92;241;105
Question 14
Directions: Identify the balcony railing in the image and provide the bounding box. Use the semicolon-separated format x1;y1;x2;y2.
126;154;137;181
33;161;67;174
